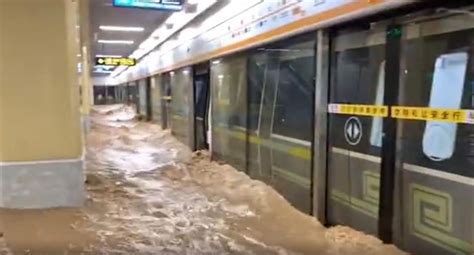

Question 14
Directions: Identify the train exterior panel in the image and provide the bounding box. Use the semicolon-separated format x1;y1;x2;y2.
170;67;195;148
150;75;163;125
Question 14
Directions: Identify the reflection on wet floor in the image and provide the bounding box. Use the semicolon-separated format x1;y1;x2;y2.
0;105;407;255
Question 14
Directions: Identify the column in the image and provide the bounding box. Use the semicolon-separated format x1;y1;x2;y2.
0;0;85;208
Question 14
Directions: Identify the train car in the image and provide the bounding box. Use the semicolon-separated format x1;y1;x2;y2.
111;1;474;254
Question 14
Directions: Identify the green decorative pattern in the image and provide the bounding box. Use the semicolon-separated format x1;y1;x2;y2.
330;170;380;219
411;184;473;255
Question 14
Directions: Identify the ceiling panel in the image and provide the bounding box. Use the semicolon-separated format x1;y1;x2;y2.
89;0;172;77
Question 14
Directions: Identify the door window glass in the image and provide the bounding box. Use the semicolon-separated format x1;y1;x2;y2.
330;43;386;153
272;42;315;141
194;74;209;119
171;68;192;117
395;17;474;255
247;61;266;132
398;26;474;177
326;28;386;235
211;57;247;129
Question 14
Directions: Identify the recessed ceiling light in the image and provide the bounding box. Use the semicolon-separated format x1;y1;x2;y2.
99;26;145;32
96;54;123;58
98;40;134;44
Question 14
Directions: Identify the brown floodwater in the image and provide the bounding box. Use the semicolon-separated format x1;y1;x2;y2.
0;105;407;255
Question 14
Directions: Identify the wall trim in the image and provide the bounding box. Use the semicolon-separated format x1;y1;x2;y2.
0;157;83;167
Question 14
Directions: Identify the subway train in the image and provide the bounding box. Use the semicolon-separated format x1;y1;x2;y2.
112;1;474;254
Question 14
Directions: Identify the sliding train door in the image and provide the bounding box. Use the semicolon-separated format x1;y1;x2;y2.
138;78;152;121
247;34;316;214
161;73;171;130
326;26;387;235
170;67;194;148
193;64;210;150
151;75;163;125
127;81;139;108
210;56;247;170
138;79;147;117
393;13;474;255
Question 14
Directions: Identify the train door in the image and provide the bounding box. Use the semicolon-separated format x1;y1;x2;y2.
127;81;139;110
326;26;387;235
138;79;147;119
248;34;316;214
145;77;152;121
193;64;210;150
393;12;474;255
210;56;247;170
170;67;194;148
161;73;171;130
269;39;316;214
247;52;276;184
151;75;163;125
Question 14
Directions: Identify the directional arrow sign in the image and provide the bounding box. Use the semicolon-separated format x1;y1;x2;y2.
344;117;362;145
94;57;136;67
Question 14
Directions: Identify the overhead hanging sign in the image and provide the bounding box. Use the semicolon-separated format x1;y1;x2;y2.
112;0;183;11
95;57;136;67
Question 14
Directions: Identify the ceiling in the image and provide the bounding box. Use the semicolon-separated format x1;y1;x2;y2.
89;0;174;77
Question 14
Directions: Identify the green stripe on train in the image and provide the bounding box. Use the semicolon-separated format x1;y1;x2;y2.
213;127;311;189
273;166;311;190
214;127;311;160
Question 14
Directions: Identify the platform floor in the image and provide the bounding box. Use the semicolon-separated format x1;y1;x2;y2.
0;105;406;255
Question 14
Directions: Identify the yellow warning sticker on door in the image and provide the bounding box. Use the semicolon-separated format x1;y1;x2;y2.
328;104;389;117
391;106;474;124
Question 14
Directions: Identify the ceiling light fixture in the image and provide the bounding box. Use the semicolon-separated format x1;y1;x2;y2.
98;40;134;44
99;26;145;32
110;0;220;80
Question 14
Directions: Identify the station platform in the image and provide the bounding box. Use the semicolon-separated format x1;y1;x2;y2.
0;105;404;255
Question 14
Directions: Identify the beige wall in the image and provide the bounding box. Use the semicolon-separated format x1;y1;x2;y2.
0;0;83;161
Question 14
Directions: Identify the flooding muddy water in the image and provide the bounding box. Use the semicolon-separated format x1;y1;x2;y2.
0;105;407;255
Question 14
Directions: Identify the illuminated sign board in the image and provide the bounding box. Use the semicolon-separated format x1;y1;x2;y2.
112;0;183;11
95;57;137;67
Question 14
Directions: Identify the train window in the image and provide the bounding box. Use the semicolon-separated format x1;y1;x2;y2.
369;61;385;148
211;57;247;128
330;39;385;153
423;52;467;161
171;68;193;118
394;15;474;255
398;20;474;178
247;61;266;132
271;42;315;141
194;76;207;119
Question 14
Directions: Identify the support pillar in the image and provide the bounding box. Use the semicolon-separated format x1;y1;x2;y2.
0;0;85;208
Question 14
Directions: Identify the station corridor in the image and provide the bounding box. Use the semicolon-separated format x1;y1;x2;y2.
0;105;404;255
